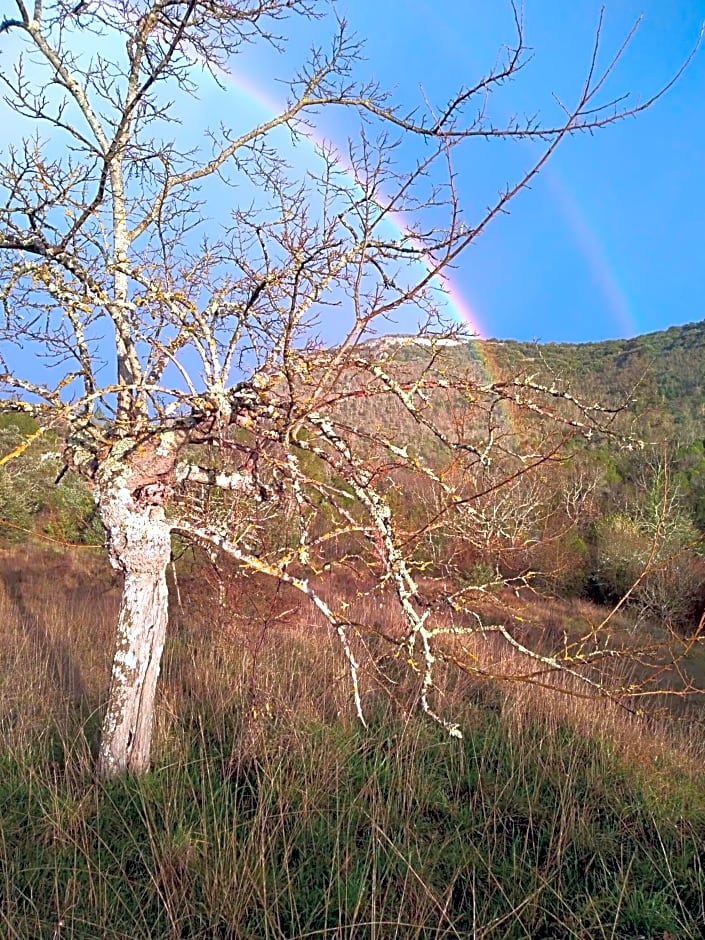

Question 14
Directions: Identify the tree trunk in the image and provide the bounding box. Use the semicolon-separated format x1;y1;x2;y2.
96;463;173;778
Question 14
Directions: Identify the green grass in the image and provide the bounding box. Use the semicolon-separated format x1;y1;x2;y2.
2;706;705;937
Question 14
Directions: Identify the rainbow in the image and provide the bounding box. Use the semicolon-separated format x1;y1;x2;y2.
207;59;569;452
209;61;545;462
543;170;637;338
209;62;532;454
201;59;644;451
217;67;639;347
209;64;488;341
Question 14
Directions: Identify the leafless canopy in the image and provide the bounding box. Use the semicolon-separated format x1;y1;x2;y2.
0;0;698;772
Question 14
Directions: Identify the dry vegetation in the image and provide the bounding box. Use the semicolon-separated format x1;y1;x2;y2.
1;546;705;938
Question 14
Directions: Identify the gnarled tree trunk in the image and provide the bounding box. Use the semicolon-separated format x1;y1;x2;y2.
95;446;176;778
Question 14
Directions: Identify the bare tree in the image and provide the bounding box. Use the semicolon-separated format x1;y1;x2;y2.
0;0;694;776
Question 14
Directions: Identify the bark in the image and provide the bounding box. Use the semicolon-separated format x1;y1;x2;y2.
96;446;175;778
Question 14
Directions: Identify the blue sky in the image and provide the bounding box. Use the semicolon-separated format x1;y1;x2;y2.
1;1;703;348
333;1;705;344
229;0;705;344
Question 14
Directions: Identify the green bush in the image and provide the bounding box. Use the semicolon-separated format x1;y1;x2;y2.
0;420;103;545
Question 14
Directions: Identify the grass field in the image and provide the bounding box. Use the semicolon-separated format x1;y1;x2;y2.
1;546;704;939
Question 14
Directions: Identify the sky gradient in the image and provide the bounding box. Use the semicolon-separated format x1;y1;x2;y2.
2;1;703;347
228;0;705;344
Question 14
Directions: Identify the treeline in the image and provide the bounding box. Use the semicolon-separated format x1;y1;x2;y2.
486;318;705;441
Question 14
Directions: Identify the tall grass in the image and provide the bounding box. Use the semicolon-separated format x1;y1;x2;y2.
1;547;704;938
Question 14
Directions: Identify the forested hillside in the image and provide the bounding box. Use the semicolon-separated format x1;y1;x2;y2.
364;319;705;441
487;319;705;440
4;318;705;540
357;319;705;524
3;319;705;629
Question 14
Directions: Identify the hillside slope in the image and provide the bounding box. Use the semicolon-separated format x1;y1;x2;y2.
362;319;705;443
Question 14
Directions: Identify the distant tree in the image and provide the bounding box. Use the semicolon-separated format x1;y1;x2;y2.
592;455;705;631
0;0;695;776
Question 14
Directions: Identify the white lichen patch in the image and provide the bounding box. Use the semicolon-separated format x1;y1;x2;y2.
155;430;178;458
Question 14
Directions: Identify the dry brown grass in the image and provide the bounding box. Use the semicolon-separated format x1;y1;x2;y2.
0;546;116;747
0;542;702;773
